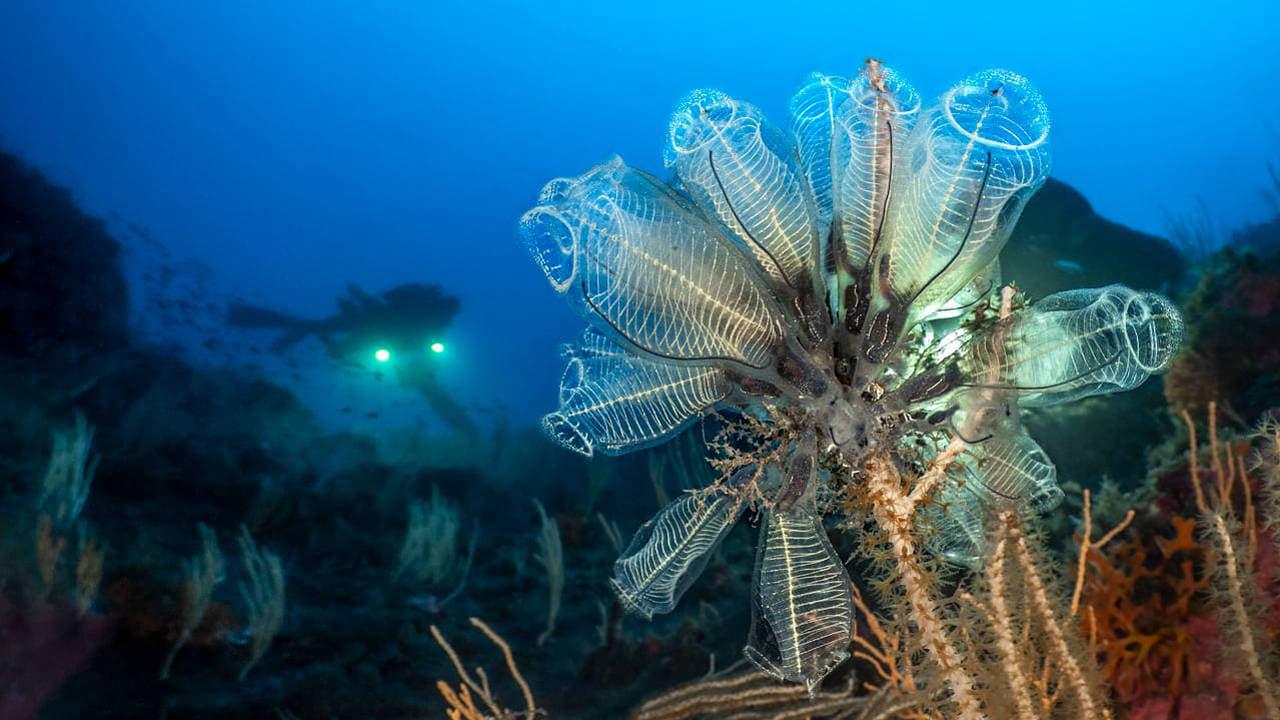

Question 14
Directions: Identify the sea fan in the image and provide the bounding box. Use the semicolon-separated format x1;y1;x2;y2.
520;60;1182;692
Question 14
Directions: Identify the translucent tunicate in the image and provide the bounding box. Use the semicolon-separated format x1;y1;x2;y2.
667;90;823;307
743;450;853;694
521;157;785;368
830;63;921;272
745;497;854;693
792;62;921;341
918;427;1060;566
542;350;730;457
790;72;857;234
612;492;743;618
957;284;1183;406
861;70;1051;362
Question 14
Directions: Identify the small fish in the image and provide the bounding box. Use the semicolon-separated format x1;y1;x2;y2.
1053;259;1084;274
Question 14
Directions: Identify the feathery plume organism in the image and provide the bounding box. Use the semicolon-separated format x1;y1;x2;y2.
521;58;1182;698
160;523;225;680
533;499;564;647
396;485;464;587
236;525;285;682
38;413;97;528
31;414;106;613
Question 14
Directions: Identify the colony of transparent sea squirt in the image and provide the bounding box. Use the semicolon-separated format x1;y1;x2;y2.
519;60;1183;692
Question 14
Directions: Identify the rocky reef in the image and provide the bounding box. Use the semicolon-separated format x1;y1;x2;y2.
1002;177;1186;299
0;150;129;361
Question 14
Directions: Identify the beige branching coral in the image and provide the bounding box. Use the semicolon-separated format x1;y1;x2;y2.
1069;489;1134;618
532;499;563;647
979;512;1109;719
630;669;916;720
1180;403;1280;717
160;522;225;680
236;525;286;681
862;451;982;720
629;604;929;720
397;485;472;591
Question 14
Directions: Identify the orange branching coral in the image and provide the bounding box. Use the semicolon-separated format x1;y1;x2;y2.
1079;516;1207;704
848;583;918;698
1080;405;1280;716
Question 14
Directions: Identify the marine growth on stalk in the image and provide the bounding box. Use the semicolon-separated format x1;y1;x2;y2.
520;60;1183;693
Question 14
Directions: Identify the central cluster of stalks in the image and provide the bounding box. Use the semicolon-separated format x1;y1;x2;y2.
619;287;1108;719
630;432;1116;720
636;399;1111;720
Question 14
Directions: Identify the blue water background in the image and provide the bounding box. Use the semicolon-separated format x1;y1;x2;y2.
1;0;1276;428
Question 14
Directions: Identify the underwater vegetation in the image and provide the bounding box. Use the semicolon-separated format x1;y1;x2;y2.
521;58;1181;713
1075;407;1280;720
1164;248;1280;424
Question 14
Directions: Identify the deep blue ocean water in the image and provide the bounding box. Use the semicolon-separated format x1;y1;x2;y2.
1;0;1277;429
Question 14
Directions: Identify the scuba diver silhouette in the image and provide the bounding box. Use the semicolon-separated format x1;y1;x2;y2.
227;283;476;435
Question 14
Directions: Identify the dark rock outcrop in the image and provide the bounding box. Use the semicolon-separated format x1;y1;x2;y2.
0;150;129;358
1002;178;1186;299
